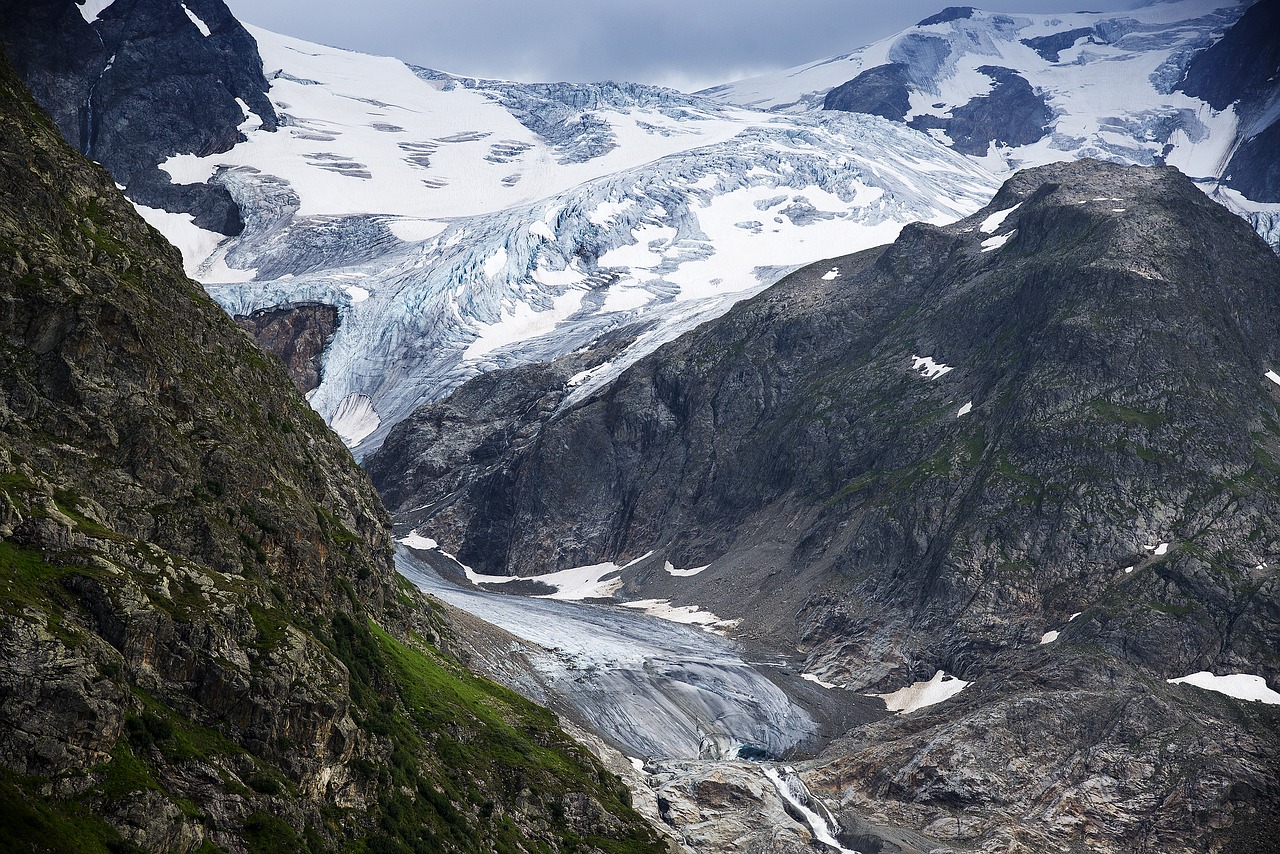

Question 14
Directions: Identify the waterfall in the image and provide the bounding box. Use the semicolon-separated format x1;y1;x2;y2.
84;28;109;158
762;765;863;854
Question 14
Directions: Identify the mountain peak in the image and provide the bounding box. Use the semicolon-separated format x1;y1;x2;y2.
369;158;1280;849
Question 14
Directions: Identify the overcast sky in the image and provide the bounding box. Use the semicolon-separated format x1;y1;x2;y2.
222;0;1140;92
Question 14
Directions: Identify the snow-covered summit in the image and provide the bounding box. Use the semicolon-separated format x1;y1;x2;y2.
702;0;1278;244
150;24;999;453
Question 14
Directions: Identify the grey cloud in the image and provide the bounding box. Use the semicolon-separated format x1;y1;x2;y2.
223;0;1138;91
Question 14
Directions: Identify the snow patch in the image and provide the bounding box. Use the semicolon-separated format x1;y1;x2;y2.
872;670;969;714
482;247;507;280
158;153;219;186
330;392;380;448
821;267;840;280
979;203;1020;234
911;355;954;379
233;97;262;133
619;599;740;634
588;199;636;226
76;0;115;23
131;202;224;278
981;231;1013;252
1265;370;1280;387
180;3;212;36
397;532;439;551
1040;630;1060;644
957;400;973;417
464;552;654;601
801;673;839;689
387;219;447;242
1167;672;1280;705
664;561;710;577
1145;542;1170;556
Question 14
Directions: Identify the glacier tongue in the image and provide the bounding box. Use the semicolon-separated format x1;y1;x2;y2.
146;23;998;451
396;548;815;761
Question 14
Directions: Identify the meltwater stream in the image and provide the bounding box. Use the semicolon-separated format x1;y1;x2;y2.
395;547;815;761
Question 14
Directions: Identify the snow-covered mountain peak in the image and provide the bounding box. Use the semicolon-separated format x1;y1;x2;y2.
701;0;1278;249
704;0;1247;116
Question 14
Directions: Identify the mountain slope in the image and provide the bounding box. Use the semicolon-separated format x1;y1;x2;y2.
190;25;999;453
369;160;1280;850
0;46;663;854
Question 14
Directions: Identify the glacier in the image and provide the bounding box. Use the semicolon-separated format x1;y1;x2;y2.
133;1;1275;453
395;547;816;761
147;25;999;452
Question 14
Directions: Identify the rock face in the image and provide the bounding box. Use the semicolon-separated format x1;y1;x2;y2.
1178;0;1280;202
0;0;278;234
910;65;1052;155
370;160;1280;851
0;49;663;854
824;62;1052;155
821;63;912;120
234;302;340;393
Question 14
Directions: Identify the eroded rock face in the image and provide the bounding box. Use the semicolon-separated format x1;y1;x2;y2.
234;302;340;393
1178;0;1280;202
370;160;1280;850
0;0;279;234
0;51;664;854
822;63;912;120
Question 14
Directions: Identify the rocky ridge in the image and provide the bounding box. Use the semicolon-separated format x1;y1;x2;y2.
0;0;278;235
0;47;664;854
371;160;1280;851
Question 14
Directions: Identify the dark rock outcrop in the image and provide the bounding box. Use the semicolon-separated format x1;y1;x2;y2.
1178;0;1280;200
0;47;663;854
235;303;340;393
916;6;974;27
938;65;1051;153
907;65;1052;155
0;0;279;234
822;63;912;121
369;160;1280;851
824;62;1052;156
1020;27;1094;63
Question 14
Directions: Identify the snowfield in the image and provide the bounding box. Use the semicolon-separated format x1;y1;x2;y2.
703;0;1275;245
